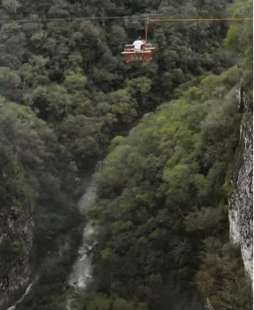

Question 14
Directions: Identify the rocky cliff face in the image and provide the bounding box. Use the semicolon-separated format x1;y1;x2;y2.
229;85;253;280
0;208;33;310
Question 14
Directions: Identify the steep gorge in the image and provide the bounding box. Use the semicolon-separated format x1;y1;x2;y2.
0;0;252;309
86;64;252;310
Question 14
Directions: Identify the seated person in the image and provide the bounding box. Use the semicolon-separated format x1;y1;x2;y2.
132;37;145;51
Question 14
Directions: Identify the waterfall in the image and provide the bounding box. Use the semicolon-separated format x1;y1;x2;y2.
68;172;97;289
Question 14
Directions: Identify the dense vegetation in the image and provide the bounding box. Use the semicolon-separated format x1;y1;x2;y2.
88;66;252;310
79;1;252;310
0;96;81;309
0;0;233;170
0;0;252;309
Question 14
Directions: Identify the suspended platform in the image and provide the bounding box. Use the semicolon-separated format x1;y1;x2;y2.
121;43;156;63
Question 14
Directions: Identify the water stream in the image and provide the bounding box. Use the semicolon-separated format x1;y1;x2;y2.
6;171;98;310
6;283;33;310
65;172;98;310
68;172;97;289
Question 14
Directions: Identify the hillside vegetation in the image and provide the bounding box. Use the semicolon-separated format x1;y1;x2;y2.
0;0;252;309
0;0;232;169
89;66;252;310
84;1;252;309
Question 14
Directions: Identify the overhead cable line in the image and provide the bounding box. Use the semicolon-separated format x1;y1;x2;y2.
0;14;252;24
150;17;253;23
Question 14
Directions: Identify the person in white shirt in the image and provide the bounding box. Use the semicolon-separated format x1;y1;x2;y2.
133;37;145;51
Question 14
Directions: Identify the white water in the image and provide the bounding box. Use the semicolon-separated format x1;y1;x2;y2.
6;283;33;310
6;173;98;310
68;174;97;289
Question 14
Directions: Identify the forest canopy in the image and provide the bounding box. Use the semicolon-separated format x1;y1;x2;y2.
0;0;252;309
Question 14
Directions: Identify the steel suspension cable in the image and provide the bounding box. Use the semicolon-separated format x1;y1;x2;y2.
0;14;252;25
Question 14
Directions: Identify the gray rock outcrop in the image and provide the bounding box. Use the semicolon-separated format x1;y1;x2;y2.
0;208;33;310
229;84;253;280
